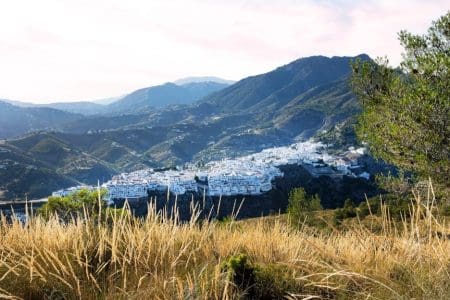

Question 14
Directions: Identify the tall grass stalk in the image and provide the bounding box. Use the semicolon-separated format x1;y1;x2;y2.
0;181;449;299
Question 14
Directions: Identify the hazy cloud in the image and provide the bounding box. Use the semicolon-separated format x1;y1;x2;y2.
0;0;447;103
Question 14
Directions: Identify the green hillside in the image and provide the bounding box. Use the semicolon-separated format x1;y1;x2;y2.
0;55;369;200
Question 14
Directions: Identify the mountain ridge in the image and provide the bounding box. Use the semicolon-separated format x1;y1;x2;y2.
0;78;233;118
0;100;83;139
0;54;369;200
199;54;369;112
105;81;230;114
174;76;235;85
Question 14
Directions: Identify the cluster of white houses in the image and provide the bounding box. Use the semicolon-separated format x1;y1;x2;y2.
52;141;370;201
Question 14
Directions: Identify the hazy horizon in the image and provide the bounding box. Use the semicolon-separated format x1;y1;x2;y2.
0;0;447;104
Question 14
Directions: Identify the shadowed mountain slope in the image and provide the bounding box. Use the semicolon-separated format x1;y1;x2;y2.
0;101;83;139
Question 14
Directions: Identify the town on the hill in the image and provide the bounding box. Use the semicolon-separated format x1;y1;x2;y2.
52;140;370;202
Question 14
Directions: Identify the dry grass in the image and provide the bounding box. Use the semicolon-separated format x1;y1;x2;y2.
0;183;449;299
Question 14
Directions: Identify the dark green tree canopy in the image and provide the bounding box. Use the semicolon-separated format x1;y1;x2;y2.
38;188;107;220
351;12;450;188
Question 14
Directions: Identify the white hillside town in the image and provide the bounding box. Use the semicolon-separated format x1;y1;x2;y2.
51;140;369;202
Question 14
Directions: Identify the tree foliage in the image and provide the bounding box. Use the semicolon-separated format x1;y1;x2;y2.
38;188;107;221
351;12;450;188
287;187;322;222
334;199;357;223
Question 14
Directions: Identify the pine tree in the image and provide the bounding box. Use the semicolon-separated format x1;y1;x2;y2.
351;12;450;189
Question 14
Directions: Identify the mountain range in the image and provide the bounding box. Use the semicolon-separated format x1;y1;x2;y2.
0;79;231;138
0;55;369;200
0;101;82;140
106;81;230;114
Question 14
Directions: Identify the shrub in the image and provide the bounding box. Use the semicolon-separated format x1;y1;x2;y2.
253;263;300;299
221;254;256;295
357;197;381;218
334;199;357;223
287;188;323;224
37;188;107;221
221;254;301;299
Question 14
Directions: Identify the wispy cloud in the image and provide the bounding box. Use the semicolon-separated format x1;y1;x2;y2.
0;0;447;103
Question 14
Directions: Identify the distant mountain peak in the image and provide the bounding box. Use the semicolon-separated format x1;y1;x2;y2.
105;80;231;113
174;76;236;86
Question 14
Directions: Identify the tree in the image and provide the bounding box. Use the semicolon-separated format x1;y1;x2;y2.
287;188;322;222
351;12;450;189
287;188;308;220
38;188;107;221
310;194;323;211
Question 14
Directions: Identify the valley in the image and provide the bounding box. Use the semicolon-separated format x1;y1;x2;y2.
0;55;369;200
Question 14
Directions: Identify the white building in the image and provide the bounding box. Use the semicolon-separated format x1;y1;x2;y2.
58;140;369;201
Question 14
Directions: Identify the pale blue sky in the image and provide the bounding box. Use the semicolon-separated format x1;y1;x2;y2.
0;0;447;103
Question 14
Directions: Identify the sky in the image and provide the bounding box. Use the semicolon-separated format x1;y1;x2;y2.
0;0;448;103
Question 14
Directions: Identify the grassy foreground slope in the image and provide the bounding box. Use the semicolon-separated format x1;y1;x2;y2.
0;187;449;299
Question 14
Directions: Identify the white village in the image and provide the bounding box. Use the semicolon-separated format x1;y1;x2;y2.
52;140;370;202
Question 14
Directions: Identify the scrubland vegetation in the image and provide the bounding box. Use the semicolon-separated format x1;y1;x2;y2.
0;181;449;299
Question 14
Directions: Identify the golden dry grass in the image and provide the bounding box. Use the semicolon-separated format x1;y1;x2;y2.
0;184;449;299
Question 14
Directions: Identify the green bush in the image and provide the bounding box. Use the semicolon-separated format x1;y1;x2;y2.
357;197;380;218
38;188;107;221
221;254;301;299
221;254;256;294
287;188;323;223
253;264;299;299
334;199;357;223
